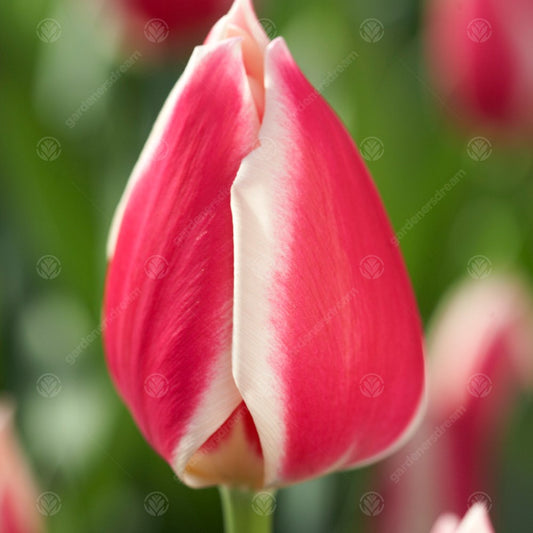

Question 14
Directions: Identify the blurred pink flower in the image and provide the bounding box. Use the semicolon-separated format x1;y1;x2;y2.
116;0;234;55
426;0;533;136
103;0;425;489
373;275;533;532
0;401;43;533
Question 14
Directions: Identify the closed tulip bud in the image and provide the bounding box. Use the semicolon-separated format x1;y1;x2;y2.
374;275;533;532
103;0;425;489
426;0;533;136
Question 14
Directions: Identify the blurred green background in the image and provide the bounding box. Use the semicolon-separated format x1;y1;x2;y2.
1;0;533;531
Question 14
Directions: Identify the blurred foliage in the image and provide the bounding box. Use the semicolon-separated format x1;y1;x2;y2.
1;0;532;532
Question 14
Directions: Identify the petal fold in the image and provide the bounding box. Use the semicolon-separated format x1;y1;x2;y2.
104;37;260;481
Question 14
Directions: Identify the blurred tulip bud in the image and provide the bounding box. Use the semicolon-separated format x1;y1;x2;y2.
0;401;43;533
426;0;533;136
373;275;533;532
103;0;425;490
430;503;494;533
116;0;234;56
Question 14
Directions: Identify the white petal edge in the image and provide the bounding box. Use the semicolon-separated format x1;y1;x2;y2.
106;38;253;259
230;38;292;487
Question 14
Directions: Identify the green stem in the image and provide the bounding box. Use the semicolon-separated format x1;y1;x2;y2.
218;486;275;533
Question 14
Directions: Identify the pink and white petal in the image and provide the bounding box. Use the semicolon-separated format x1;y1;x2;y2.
231;38;425;486
104;38;260;482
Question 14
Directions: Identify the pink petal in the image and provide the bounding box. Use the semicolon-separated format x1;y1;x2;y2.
231;37;425;486
104;37;260;480
0;402;43;533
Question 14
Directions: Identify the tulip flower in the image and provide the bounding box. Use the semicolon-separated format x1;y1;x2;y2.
426;0;533;135
430;504;494;533
103;0;424;498
372;275;533;532
0;401;43;533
